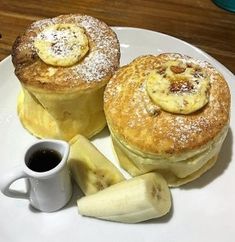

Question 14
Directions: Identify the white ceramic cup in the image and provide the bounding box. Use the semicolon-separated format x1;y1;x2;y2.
0;139;72;212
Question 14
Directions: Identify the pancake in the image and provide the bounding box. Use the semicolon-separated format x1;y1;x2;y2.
12;14;120;141
104;53;230;186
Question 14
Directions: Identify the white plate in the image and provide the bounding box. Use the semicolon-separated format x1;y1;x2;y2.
0;27;234;242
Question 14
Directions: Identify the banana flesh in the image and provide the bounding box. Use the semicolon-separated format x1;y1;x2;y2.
68;134;125;195
77;172;171;223
146;60;210;114
34;24;89;66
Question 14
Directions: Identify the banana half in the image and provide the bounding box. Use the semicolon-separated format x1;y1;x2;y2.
34;24;89;66
77;172;172;223
146;60;210;114
68;135;125;195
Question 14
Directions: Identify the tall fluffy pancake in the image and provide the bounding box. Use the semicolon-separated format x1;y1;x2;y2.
104;53;230;186
12;14;120;141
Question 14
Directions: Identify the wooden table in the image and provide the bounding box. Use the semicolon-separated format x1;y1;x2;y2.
0;0;234;73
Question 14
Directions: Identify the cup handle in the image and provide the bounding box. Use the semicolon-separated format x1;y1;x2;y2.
0;165;29;199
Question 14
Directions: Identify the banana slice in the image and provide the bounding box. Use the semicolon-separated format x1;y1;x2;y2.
34;24;89;66
146;60;210;114
68;135;125;195
77;172;171;223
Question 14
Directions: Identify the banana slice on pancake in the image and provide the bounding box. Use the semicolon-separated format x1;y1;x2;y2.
146;60;210;114
34;24;89;66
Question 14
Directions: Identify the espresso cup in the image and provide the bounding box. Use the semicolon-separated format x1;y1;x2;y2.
0;139;72;212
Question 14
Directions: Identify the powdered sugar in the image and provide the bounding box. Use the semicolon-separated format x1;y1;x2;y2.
75;15;119;82
73;50;113;81
30;18;55;30
167;116;205;144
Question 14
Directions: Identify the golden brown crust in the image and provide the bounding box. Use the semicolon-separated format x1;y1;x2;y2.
12;14;120;92
104;53;231;155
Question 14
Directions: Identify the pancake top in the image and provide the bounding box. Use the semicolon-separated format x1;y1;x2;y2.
104;53;231;155
12;14;120;91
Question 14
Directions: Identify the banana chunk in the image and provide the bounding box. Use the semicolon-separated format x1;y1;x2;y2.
146;60;210;114
77;172;171;223
34;24;89;66
68;135;125;195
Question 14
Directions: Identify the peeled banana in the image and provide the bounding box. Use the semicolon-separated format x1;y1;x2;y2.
146;60;210;114
68;134;125;195
77;172;171;223
34;24;89;66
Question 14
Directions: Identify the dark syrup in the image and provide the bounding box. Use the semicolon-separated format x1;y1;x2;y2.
27;149;62;172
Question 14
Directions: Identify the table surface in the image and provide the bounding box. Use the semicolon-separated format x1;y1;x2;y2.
0;0;234;73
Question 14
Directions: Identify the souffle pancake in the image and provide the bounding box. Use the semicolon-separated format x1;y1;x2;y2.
104;53;230;186
12;14;120;141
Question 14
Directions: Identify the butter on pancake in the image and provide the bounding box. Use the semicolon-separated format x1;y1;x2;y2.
34;24;89;67
12;14;120;141
146;60;210;114
104;53;230;186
